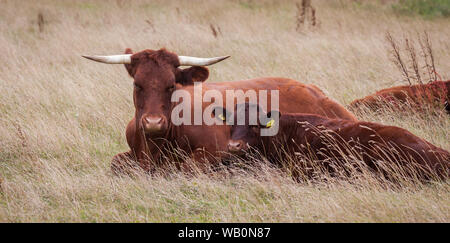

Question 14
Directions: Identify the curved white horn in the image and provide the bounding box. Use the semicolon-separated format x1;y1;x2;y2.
178;55;230;66
82;54;132;64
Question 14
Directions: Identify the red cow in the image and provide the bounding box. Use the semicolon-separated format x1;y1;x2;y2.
83;48;358;174
216;103;449;180
350;80;450;113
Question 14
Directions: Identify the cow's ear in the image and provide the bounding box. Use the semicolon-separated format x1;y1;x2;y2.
261;110;281;128
212;107;229;123
124;48;135;77
177;66;209;85
266;110;281;118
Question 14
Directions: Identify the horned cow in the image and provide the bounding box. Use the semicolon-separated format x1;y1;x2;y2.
83;48;358;174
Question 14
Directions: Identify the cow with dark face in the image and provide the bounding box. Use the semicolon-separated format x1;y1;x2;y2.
215;103;449;180
83;48;358;174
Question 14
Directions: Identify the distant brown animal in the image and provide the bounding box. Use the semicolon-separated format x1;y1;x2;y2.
350;80;450;113
83;48;357;174
215;103;449;180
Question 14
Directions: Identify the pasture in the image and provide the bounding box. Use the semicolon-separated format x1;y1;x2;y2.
0;0;449;222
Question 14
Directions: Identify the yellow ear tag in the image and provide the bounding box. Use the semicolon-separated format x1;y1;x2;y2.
218;114;225;121
266;119;275;128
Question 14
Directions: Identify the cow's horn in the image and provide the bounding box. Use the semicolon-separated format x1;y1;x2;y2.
82;54;132;64
178;55;230;66
82;54;230;66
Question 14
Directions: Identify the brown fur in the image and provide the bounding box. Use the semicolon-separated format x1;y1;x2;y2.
350;80;450;112
223;103;449;180
111;48;357;174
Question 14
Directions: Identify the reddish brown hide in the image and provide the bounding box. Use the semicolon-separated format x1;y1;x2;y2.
108;48;357;174
350;81;450;113
222;103;449;180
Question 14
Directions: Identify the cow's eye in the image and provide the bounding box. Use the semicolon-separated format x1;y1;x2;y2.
251;126;260;134
167;85;175;92
134;83;142;91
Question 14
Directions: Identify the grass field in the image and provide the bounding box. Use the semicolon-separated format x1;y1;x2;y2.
0;0;449;222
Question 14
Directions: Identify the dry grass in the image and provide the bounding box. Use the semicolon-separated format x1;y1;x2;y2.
0;0;449;222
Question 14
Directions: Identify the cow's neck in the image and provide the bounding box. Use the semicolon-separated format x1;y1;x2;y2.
132;127;170;171
144;128;172;153
260;115;328;156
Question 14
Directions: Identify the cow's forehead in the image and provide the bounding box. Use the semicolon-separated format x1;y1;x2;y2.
235;103;263;114
131;51;179;84
132;49;180;67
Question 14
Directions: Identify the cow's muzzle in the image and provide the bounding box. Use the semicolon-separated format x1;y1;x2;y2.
227;140;247;154
141;115;167;135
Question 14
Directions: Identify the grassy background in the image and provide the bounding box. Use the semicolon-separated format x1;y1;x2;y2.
0;0;449;222
392;0;450;18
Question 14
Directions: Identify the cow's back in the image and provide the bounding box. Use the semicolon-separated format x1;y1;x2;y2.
277;115;449;179
204;77;357;120
329;121;449;178
350;80;450;110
